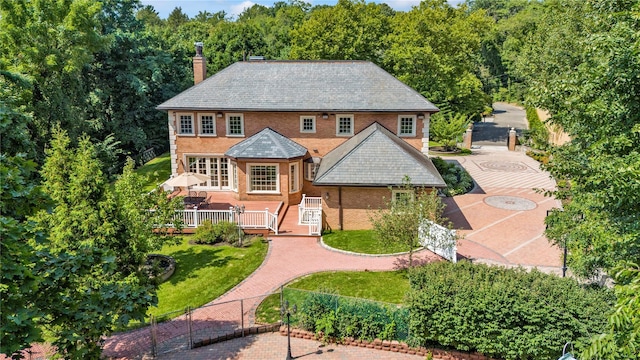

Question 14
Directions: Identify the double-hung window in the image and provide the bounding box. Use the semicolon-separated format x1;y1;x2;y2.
398;115;416;137
248;164;279;193
226;113;244;136
300;116;316;133
336;114;354;136
199;114;216;136
178;113;194;135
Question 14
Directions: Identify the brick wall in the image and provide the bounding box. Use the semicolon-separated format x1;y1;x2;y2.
171;111;427;168
322;187;390;230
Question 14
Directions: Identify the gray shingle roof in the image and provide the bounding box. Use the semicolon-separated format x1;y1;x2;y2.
157;61;438;112
313;123;446;187
225;128;307;159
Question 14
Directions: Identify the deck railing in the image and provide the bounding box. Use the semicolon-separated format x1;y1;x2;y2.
299;194;323;235
174;207;278;234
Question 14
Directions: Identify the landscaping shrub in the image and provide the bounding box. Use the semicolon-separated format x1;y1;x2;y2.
407;261;614;360
431;157;473;196
297;291;409;342
523;106;549;149
192;220;239;244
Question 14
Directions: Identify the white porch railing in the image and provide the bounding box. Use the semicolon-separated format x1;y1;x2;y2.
174;207;279;234
298;194;323;235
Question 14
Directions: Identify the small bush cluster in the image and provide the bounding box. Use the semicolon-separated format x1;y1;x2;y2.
526;150;550;164
523;106;549;149
297;292;409;342
431;157;473;196
407;261;614;360
192;220;240;245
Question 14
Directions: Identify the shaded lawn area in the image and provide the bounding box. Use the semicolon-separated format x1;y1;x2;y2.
323;230;420;254
256;270;409;324
149;236;268;320
135;152;171;192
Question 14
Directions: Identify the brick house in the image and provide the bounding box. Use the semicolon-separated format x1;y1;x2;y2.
157;46;445;232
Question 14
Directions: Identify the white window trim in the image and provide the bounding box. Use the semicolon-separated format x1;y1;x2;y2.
176;112;195;136
299;116;316;133
182;154;231;190
289;162;300;193
335;114;354;136
247;163;280;194
231;162;238;192
398;115;417;137
305;162;318;181
392;189;415;204
226;113;245;137
198;113;217;136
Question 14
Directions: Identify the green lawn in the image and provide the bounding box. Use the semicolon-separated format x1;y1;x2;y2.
322;230;419;254
255;270;409;324
149;236;268;320
135;152;171;192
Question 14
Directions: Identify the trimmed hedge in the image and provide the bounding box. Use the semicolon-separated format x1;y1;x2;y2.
297;291;409;341
408;261;614;360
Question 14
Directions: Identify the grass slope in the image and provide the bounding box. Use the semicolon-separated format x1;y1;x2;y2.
135;152;171;192
149;236;268;320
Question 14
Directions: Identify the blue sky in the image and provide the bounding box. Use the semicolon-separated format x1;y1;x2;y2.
140;0;462;19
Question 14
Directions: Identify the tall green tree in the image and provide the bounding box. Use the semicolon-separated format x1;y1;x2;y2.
0;0;107;161
33;130;181;358
290;0;391;62
384;0;492;116
87;0;189;171
0;155;49;358
525;1;640;357
584;262;640;360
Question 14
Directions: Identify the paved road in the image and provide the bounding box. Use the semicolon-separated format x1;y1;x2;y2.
472;102;528;145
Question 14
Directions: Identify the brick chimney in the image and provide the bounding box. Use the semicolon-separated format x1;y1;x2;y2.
193;42;207;85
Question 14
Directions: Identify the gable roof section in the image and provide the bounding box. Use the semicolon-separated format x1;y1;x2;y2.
225;128;307;159
314;123;446;187
157;61;438;112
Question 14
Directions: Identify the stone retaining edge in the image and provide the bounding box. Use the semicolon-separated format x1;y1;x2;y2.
278;326;497;360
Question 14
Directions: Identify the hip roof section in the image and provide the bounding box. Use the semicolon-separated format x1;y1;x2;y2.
314;123;446;187
225;127;307;159
157;60;438;112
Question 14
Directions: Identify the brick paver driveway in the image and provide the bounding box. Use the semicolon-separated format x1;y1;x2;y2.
443;146;562;271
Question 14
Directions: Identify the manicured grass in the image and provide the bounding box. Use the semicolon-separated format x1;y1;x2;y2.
255;270;409;324
135;152;171;192
148;236;268;320
322;230;419;254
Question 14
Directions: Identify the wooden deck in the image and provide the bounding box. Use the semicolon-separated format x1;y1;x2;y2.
169;191;318;236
